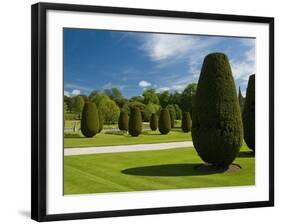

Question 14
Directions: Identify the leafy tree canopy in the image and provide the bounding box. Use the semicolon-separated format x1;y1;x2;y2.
143;89;159;105
158;91;170;108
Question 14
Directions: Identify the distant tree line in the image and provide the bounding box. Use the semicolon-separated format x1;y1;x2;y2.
64;84;198;124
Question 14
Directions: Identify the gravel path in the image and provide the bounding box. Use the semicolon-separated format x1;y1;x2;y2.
64;141;194;156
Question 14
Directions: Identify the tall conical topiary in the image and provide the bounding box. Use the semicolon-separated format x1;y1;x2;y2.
129;107;142;137
98;109;103;133
192;53;243;167
169;109;175;128
150;113;158;131
81;102;99;137
182;112;192;133
242;74;255;151
159;108;171;134
118;111;129;131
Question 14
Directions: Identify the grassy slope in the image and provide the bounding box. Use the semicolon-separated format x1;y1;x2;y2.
64;145;255;195
64;129;191;148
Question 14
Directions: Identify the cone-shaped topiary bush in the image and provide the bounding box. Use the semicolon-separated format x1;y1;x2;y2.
182;112;192;133
129;107;142;137
169;109;175;128
242;74;255;151
150;113;158;131
81;102;99;137
98;109;103;133
192;52;243;167
118;111;129;131
159;108;171;134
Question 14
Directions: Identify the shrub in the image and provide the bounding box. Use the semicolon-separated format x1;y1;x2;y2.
182;112;192;132
71;95;85;114
158;108;171;134
80;102;99;137
128;107;142;137
192;53;243;167
150;113;158;131
98;98;120;124
168;108;175;128
118;111;129;131
242;74;255;151
64;113;79;120
98;109;103;133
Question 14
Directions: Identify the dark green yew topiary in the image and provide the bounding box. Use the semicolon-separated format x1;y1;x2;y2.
129;107;142;137
169;109;175;128
192;52;243;167
81;102;99;137
159;108;171;134
242;74;255;151
118;111;129;131
98;109;103;133
150;113;158;131
182;112;192;133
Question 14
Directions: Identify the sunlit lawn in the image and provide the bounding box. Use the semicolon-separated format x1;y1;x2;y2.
64;145;255;195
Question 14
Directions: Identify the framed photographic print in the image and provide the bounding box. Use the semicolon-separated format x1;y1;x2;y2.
31;2;274;222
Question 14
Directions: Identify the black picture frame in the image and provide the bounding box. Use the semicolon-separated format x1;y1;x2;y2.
31;2;274;222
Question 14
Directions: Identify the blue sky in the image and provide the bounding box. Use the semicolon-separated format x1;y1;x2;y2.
64;28;255;98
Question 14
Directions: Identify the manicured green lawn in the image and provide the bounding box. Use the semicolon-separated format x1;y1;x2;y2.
64;145;255;195
64;129;191;148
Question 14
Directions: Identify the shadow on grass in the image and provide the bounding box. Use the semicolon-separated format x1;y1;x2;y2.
64;136;82;139
237;151;255;158
121;163;228;177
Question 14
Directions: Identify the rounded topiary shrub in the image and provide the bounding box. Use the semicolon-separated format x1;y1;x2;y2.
242;74;255;151
169;109;175;128
118;111;129;131
191;52;243;167
182;112;192;133
128;107;142;137
150;113;158;131
98;109;103;133
159;108;171;134
81;102;99;137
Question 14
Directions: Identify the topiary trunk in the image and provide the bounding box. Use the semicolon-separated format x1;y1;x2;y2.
159;108;171;134
192;52;243;167
182;112;192;133
242;74;255;151
129;108;142;137
150;113;158;131
81;102;99;137
118;111;129;131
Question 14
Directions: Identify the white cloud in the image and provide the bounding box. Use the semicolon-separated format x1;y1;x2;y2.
141;34;197;61
64;90;70;97
71;89;81;96
64;89;81;97
246;47;255;62
139;80;151;88
231;60;255;81
103;82;124;90
230;40;255;86
65;83;92;92
240;38;255;47
139;34;219;64
103;82;114;89
171;84;186;92
156;87;170;93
